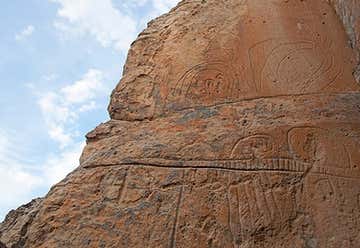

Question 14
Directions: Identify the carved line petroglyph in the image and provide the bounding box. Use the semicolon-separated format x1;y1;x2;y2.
118;158;312;173
311;166;360;179
253;178;272;225
265;187;281;222
83;160;360;179
238;183;252;244
83;125;360;178
169;180;184;248
228;185;241;247
118;169;128;203
343;145;353;170
245;182;259;235
83;124;360;180
83;159;312;177
228;176;287;245
226;187;233;246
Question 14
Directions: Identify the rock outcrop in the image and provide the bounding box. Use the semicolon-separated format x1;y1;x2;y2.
0;199;42;248
1;0;360;247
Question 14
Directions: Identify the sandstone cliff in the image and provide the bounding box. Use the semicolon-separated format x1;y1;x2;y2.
1;0;360;247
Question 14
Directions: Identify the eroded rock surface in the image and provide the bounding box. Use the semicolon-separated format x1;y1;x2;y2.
109;0;360;121
1;0;360;247
0;198;42;248
330;0;360;82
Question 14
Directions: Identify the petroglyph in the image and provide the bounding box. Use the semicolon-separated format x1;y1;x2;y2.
249;36;342;93
4;0;360;247
313;178;335;202
287;126;360;178
231;134;275;160
121;157;312;173
227;174;301;246
168;62;242;107
169;184;184;248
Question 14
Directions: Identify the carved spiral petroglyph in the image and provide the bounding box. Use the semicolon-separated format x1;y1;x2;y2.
249;33;342;93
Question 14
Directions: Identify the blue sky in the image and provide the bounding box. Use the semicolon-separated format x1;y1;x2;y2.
0;0;178;221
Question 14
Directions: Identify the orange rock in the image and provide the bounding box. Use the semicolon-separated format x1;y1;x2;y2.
2;0;360;247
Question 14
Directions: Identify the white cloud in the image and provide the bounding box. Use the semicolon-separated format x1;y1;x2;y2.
48;125;73;148
0;166;42;220
0;166;42;206
50;0;179;52
125;0;177;11
0;130;43;220
151;0;178;13
42;142;85;185
37;69;106;148
142;0;178;25
15;25;35;41
38;92;75;147
61;69;105;104
79;101;98;112
120;0;178;33
0;129;84;221
51;0;137;52
2;69;106;218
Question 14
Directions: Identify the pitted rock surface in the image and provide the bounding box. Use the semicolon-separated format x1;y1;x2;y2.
0;198;42;248
109;0;360;121
1;0;360;247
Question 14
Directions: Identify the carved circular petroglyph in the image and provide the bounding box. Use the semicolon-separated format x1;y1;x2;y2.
249;36;342;93
169;62;240;107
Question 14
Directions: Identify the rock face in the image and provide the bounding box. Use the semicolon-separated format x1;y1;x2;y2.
330;0;360;82
2;0;360;247
0;198;42;248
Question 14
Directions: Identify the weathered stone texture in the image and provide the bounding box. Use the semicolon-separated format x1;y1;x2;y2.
1;0;360;247
330;0;360;82
0;198;42;248
109;0;360;121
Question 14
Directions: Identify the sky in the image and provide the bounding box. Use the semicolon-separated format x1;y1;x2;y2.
0;0;179;221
